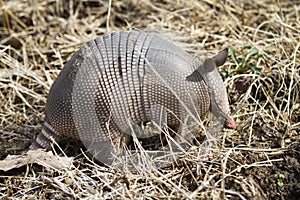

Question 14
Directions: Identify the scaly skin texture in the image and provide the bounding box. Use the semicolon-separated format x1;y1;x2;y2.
29;30;235;163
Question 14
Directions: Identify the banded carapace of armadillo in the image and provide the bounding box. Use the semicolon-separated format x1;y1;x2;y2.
29;30;236;164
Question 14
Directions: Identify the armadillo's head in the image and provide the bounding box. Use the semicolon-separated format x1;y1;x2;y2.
210;48;236;129
186;48;236;129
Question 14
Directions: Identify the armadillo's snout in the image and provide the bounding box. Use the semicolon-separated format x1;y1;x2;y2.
224;115;236;129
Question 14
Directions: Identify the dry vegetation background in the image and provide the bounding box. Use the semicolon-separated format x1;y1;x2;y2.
0;0;300;199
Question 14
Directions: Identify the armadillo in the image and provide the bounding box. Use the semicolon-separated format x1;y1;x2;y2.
29;30;236;164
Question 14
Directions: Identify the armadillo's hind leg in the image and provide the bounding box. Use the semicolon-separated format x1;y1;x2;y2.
83;132;130;166
29;122;60;150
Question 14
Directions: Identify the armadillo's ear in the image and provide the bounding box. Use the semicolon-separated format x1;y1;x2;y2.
186;69;203;82
186;58;216;82
202;58;216;73
212;48;228;67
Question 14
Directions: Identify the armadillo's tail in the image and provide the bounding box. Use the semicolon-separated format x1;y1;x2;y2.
29;122;59;150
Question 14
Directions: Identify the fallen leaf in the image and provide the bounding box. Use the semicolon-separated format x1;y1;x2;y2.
0;149;73;172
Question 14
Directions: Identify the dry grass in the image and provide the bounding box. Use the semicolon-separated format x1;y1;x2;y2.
0;0;299;199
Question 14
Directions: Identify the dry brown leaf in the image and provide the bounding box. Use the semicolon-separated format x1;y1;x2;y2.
0;149;73;172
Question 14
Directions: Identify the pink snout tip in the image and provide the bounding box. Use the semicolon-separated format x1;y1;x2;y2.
224;117;236;129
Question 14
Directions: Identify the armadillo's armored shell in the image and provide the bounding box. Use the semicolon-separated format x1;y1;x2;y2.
73;31;211;160
30;30;224;164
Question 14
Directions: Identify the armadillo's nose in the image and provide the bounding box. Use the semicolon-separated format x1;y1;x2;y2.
224;116;236;129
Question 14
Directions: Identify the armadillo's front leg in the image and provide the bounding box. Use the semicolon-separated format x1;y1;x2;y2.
84;132;130;165
171;114;197;150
